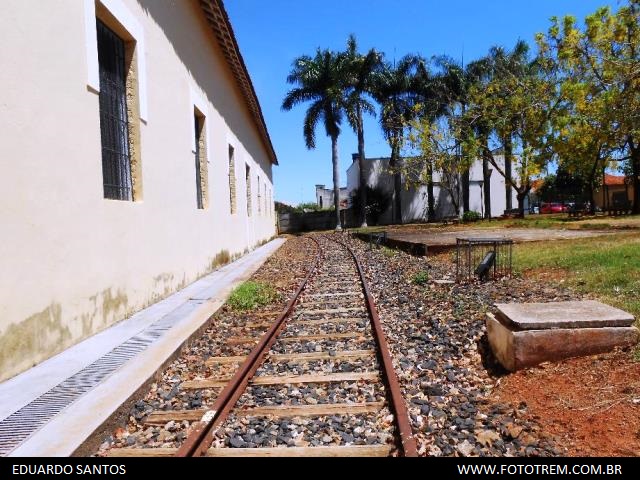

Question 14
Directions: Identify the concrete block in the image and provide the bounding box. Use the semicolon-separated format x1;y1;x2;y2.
495;300;635;330
486;312;640;372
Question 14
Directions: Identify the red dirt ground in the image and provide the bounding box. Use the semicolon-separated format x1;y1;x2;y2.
492;348;640;457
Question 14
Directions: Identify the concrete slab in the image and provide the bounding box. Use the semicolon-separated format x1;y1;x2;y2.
487;313;640;371
0;238;285;457
385;228;616;253
495;301;636;330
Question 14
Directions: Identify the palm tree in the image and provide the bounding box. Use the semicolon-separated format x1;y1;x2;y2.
282;49;348;231
343;35;382;227
372;55;425;224
433;56;491;214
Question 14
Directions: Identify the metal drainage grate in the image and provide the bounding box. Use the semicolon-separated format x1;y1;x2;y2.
0;307;187;456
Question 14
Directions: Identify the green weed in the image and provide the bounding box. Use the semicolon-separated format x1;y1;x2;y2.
228;281;279;311
412;271;429;285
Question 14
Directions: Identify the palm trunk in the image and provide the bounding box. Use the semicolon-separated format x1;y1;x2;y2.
427;159;435;221
357;105;368;227
389;140;403;224
504;134;513;211
331;134;342;231
483;154;492;219
462;169;470;213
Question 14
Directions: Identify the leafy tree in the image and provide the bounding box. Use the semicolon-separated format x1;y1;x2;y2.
343;36;382;228
537;2;640;213
350;186;392;225
407;118;469;218
372;55;425;224
463;40;560;216
282;49;349;230
431;56;490;213
275;201;296;214
295;202;324;213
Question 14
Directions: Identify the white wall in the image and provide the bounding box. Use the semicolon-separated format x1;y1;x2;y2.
0;0;276;381
347;155;519;223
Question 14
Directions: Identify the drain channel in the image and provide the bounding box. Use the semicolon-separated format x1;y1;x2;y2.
0;303;195;456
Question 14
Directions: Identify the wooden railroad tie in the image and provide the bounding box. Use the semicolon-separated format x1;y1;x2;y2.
298;307;365;316
108;445;392;458
250;372;379;386
143;401;385;425
279;332;366;343
306;292;362;299
293;317;367;326
181;371;379;390
205;349;376;367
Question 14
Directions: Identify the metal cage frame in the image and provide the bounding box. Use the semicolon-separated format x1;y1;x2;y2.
456;237;513;283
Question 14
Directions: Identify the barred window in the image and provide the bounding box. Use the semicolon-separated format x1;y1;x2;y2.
97;20;132;201
194;112;205;209
229;146;237;214
257;175;262;215
246;165;252;216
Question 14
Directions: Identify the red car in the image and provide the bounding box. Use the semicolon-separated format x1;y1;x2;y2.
540;202;568;214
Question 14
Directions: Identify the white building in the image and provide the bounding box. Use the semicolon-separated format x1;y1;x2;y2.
0;0;277;382
346;155;520;224
315;185;349;210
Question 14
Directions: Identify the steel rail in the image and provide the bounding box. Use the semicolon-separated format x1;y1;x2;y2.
176;237;322;457
336;237;418;457
179;234;416;457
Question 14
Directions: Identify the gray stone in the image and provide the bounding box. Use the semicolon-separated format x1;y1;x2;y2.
495;300;635;330
487;313;640;371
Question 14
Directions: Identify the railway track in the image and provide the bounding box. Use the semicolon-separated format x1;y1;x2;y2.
107;234;416;457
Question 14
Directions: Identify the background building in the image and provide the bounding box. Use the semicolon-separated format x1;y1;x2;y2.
315;184;349;210
346;154;519;224
0;0;277;382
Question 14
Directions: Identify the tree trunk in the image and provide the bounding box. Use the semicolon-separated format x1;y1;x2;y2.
504;134;513;211
630;138;640;215
516;189;529;217
587;149;601;215
483;155;492;219
427;159;435;222
357;105;368;227
331;135;342;231
462;169;470;213
389;140;403;224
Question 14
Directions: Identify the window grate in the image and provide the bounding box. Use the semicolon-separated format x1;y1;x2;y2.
194;114;204;209
97;20;132;201
246;165;252;216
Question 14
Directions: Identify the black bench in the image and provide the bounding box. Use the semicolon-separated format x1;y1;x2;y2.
568;208;585;218
368;231;387;249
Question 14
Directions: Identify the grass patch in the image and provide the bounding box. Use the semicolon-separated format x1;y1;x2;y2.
514;234;640;322
412;271;429;285
228;281;279;311
381;246;397;258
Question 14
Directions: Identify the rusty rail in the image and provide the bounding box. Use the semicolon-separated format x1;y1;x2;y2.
176;237;322;457
178;234;417;457
337;238;418;457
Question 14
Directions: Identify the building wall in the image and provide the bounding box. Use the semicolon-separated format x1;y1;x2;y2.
346;155;519;223
0;0;276;381
315;185;348;209
595;185;635;209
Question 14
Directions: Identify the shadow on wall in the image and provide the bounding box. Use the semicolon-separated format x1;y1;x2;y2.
135;0;273;183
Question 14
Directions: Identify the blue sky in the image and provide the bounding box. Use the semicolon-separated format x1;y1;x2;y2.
226;0;621;205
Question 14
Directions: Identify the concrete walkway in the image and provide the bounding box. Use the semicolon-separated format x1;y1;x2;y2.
0;238;286;457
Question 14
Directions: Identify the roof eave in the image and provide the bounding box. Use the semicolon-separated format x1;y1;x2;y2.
198;0;278;166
